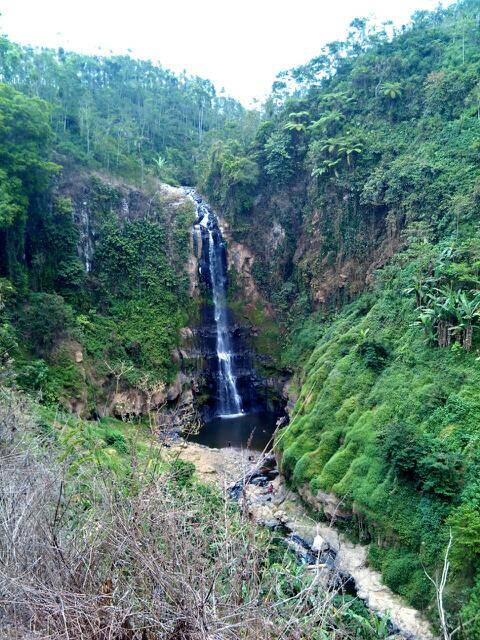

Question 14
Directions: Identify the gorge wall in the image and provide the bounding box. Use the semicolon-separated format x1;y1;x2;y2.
198;3;480;631
9;167;197;422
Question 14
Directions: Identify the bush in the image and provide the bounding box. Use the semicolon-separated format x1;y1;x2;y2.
103;428;128;454
357;339;390;371
19;292;76;353
170;458;196;486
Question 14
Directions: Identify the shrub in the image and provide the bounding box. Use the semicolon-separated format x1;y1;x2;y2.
19;292;76;353
103;428;128;454
357;339;390;371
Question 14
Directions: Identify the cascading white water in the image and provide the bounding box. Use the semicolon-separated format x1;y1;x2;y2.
191;193;243;417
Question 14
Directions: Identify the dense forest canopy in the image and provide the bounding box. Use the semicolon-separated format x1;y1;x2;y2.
0;35;257;184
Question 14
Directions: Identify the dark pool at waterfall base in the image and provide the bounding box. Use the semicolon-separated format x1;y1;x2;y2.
189;412;279;451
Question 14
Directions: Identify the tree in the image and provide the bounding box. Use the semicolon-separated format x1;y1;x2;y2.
0;84;58;282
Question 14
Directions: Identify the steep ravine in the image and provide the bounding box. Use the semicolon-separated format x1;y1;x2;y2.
172;189;436;640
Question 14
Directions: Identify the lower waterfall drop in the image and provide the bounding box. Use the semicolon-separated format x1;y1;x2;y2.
191;192;243;417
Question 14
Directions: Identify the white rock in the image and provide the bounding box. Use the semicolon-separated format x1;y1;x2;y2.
312;533;328;553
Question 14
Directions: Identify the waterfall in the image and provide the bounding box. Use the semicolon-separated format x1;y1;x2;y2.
188;191;243;417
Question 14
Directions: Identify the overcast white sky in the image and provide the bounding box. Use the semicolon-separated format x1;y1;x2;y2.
1;0;450;105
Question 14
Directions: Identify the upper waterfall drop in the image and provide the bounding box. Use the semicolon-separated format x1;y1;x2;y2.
187;189;243;417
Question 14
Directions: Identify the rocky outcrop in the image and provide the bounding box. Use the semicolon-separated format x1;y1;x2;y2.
57;169;192;272
219;217;266;308
109;371;193;419
297;485;352;521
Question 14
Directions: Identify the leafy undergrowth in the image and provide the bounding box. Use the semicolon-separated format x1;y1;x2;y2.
0;172;195;413
277;238;480;636
1;388;394;640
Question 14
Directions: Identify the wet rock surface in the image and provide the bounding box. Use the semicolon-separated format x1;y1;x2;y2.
237;470;437;640
173;442;436;640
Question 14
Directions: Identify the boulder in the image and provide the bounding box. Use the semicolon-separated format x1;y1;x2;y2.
167;372;188;402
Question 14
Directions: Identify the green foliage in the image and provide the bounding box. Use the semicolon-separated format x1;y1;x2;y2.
196;8;480;630
18;292;76;353
103;427;129;454
0;83;58;285
170;458;196;487
27;195;84;297
276;248;480;629
357;338;389;371
408;243;480;350
0;84;56;228
369;545;432;607
81;193;193;384
3;392;399;640
263;130;297;182
1;164;194;404
201;140;259;216
381;423;463;497
201;0;480;325
0;40;249;185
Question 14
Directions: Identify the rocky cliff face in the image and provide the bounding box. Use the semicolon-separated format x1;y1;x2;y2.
292;202;402;307
211;178;401;316
47;168;197;422
57;170;186;273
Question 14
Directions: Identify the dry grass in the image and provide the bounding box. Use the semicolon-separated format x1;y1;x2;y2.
0;391;377;640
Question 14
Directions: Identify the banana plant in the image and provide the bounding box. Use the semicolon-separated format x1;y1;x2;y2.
153;154;167;177
413;308;436;344
404;274;436;307
454;290;480;350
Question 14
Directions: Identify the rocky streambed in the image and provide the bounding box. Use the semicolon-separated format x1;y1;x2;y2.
169;440;437;640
